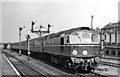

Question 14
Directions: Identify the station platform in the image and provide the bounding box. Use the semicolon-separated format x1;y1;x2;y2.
2;49;71;76
0;49;20;77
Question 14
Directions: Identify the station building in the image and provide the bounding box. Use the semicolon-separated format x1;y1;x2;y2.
101;22;120;58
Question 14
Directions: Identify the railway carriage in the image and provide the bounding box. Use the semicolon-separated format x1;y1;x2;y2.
11;42;18;50
10;27;101;73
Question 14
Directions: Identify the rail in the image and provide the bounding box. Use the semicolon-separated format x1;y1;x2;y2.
3;51;46;77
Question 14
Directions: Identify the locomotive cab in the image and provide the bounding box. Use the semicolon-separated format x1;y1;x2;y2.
69;30;100;44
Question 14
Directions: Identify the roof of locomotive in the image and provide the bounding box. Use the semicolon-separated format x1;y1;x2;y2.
44;27;91;37
101;22;120;30
71;29;99;35
30;27;99;40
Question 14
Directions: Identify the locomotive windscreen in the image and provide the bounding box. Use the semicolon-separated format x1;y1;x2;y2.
91;34;99;42
70;34;82;44
69;31;100;44
82;33;90;38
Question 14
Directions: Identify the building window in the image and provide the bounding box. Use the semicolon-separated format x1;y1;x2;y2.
104;34;106;40
118;26;120;32
105;50;109;55
118;51;120;56
101;34;105;40
106;33;110;42
111;33;115;43
111;51;116;55
117;33;120;43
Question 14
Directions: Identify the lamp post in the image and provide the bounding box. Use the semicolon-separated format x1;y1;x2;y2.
26;34;31;61
19;26;25;56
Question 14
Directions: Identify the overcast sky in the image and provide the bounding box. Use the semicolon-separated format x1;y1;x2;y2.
118;1;120;21
0;0;120;43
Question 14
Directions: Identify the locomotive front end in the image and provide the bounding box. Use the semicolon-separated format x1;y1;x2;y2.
69;30;101;72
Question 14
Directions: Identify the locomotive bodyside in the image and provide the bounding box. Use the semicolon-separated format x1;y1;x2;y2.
43;28;101;72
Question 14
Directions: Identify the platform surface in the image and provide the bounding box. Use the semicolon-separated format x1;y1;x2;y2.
1;49;19;77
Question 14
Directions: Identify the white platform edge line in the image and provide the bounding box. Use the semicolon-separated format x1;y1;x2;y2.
3;54;21;76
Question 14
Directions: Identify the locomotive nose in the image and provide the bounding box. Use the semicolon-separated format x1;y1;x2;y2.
71;45;100;57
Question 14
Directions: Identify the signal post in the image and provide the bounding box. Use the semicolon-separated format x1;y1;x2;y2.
26;35;31;61
30;21;52;52
19;26;25;56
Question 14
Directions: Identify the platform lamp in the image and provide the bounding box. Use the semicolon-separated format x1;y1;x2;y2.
19;26;25;56
26;34;31;61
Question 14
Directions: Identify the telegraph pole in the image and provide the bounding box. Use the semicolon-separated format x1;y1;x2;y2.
30;21;52;52
19;26;25;56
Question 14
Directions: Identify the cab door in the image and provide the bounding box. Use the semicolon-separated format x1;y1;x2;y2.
60;37;64;51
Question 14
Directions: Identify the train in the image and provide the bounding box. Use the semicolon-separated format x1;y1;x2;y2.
7;27;101;73
100;22;120;59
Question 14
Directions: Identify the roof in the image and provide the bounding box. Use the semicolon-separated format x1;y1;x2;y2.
30;27;92;40
11;27;97;43
56;27;91;35
102;22;120;30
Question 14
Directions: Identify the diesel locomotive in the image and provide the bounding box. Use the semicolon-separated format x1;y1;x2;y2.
10;27;101;73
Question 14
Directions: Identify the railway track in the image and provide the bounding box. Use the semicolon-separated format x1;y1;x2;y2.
99;57;120;68
99;61;120;68
3;51;46;77
90;71;108;77
3;50;110;77
76;71;108;77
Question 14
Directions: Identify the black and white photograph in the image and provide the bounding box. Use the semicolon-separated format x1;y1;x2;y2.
0;0;120;77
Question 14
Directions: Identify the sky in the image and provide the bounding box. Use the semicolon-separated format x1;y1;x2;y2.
0;0;120;43
118;1;120;21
